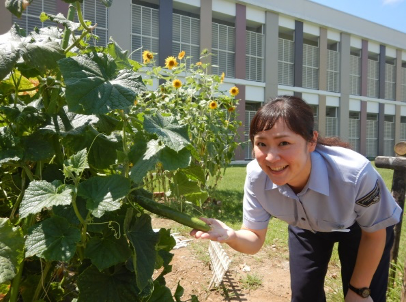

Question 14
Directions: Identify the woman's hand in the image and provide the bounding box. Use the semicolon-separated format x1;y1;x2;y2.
345;289;373;302
190;218;234;243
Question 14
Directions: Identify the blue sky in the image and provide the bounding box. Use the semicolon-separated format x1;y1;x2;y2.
309;0;406;33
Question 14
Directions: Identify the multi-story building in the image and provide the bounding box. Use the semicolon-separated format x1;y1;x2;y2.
2;0;406;160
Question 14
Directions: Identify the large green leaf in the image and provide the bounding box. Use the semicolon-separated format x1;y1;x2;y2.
148;281;174;302
77;265;138;302
0;48;19;80
130;139;191;184
84;229;131;271
61;124;120;169
169;170;202;196
21;131;55;162
125;213;159;291
143;113;190;152
0;24;64;78
25;216;81;261
53;196;87;225
58;52;146;114
5;0;25;18
154;228;175;275
19;180;74;218
0;218;24;284
64;148;89;176
78;175;130;218
42;109;100;133
1;105;47;134
0;126;23;164
21;40;64;75
181;164;206;183
105;39;133;71
0;25;24;80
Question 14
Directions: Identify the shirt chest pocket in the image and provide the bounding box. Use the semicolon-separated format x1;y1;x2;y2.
264;196;297;225
316;217;356;232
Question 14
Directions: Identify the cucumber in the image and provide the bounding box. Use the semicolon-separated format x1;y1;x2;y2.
136;196;211;232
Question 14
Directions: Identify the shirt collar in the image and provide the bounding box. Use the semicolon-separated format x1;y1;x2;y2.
307;151;329;196
264;150;330;196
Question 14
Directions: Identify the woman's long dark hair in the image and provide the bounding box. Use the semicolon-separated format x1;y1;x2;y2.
249;95;351;148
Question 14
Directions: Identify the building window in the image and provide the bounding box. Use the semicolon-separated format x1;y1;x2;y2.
349;111;360;152
212;22;235;77
131;3;159;63
278;33;294;86
172;13;200;67
350;49;361;96
401;62;406;102
326;106;337;137
309;104;319;131
327;42;339;92
75;0;109;47
12;0;56;33
366;113;378;158
384;115;395;156
400;116;406;141
246;28;264;82
302;38;319;90
244;102;262;160
367;54;379;98
384;59;396;100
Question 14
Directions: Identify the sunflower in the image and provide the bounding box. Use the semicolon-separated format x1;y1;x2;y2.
227;106;235;112
220;72;225;83
178;51;185;60
195;62;202;66
209;101;218;109
165;56;178;69
142;50;153;63
134;100;138;106
172;79;182;89
229;86;239;96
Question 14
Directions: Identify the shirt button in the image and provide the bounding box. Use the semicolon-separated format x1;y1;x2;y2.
301;217;306;221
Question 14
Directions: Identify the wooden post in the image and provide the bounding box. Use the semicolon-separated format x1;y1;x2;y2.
375;142;406;299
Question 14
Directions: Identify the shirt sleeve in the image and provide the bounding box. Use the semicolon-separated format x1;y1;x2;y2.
354;163;402;232
242;169;271;230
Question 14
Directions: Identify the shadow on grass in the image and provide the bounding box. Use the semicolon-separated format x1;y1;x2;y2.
208;271;247;302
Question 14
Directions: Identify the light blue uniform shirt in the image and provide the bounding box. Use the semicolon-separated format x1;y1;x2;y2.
243;145;402;233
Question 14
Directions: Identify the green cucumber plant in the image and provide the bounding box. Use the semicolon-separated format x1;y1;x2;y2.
0;0;240;301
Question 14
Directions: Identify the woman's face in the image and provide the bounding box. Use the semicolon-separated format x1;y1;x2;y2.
253;118;317;193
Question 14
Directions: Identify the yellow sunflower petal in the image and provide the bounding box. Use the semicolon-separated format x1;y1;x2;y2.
229;86;239;96
178;51;185;60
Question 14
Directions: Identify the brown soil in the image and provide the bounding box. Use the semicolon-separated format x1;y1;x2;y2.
152;217;292;302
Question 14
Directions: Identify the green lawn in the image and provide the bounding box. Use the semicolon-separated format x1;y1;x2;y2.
206;161;405;301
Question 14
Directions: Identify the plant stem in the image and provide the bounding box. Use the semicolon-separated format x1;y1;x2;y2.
61;4;76;50
10;167;29;221
32;261;52;302
9;259;24;302
75;2;91;32
71;186;85;225
64;30;87;53
120;111;130;178
64;2;96;53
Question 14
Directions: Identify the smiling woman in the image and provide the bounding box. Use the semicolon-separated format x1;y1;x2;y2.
191;96;402;302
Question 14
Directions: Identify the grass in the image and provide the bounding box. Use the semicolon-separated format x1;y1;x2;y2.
202;161;405;301
239;273;263;291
